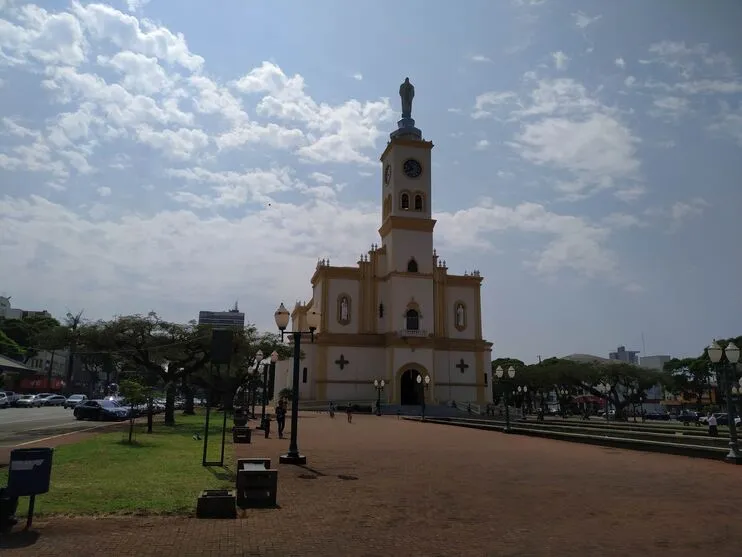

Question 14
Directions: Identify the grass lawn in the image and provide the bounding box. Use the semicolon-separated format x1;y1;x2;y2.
0;412;236;517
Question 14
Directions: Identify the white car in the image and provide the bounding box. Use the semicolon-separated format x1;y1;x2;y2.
16;394;42;407
0;392;8;408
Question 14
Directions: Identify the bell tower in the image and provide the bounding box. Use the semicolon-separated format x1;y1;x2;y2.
378;77;436;274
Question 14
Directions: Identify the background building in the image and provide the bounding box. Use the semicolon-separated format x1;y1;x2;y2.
609;345;640;365
0;296;51;320
640;355;671;371
198;302;245;328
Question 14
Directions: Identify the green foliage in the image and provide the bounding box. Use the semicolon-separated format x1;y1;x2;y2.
119;378;150;405
0;315;60;362
0;328;25;360
662;335;742;407
278;387;293;401
0;412;233;516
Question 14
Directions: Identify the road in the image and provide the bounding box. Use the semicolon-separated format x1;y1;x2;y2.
0;406;114;449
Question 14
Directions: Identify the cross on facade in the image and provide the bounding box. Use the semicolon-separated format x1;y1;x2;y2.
335;354;350;370
456;358;469;374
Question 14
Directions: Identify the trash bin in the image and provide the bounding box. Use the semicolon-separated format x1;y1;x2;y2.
7;448;54;497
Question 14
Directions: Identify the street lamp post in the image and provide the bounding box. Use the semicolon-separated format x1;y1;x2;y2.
707;340;741;465
558;387;569;418
252;350;263;420
258;352;278;430
596;384;610;422
268;350;279;402
373;379;385;416
626;387;637;422
416;374;430;418
495;365;516;432
274;303;320;466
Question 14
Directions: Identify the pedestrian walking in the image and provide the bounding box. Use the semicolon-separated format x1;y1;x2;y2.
329;401;335;418
708;413;718;437
276;400;287;439
346;402;353;423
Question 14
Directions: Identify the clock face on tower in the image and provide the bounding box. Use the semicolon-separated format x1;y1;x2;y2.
403;158;422;179
384;164;392;185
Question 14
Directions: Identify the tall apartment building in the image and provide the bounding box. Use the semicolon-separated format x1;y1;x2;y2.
640;355;671;371
198;302;245;329
609;345;640;365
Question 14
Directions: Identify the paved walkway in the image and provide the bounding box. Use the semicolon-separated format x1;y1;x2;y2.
3;413;742;556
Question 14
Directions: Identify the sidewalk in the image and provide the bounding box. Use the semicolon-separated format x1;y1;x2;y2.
3;412;742;556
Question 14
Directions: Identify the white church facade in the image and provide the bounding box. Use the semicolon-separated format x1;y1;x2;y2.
281;78;493;406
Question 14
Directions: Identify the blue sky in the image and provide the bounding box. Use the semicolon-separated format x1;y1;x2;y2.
1;0;741;363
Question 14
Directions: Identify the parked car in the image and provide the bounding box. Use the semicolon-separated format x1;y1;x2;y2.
42;394;66;407
73;399;130;421
645;411;671;421
16;394;42;407
676;410;700;423
0;391;19;406
34;393;55;406
64;394;88;409
0;392;8;408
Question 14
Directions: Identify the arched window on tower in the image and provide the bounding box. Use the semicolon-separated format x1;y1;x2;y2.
407;259;418;273
414;194;423;211
401;193;410;210
405;309;419;331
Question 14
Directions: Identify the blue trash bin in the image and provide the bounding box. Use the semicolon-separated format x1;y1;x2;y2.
7;448;54;498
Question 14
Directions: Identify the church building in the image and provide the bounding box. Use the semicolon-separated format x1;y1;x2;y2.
283;78;493;406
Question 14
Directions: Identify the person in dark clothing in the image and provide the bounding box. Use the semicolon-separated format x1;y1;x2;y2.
276;400;287;439
346;403;353;423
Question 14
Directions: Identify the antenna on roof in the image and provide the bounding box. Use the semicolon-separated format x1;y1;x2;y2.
233;300;239;312
641;331;646;355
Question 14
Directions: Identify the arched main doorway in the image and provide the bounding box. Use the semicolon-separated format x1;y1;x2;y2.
400;369;422;406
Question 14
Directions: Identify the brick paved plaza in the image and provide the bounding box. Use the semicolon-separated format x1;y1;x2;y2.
3;413;742;557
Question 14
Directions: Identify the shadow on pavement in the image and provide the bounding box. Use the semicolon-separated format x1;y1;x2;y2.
0;529;41;549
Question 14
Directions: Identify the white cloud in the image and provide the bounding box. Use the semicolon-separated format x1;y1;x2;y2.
70;1;204;71
231;61;393;164
309;172;333;184
475;139;490;150
708;105;742;146
96;50;173;95
352;73;363;81
166;167;297;207
470;54;492;63
573;11;602;29
477;79;643;200
126;0;152;12
471;91;518;119
0;195;630;316
649;96;690;121
0;4;87;66
615;58;626;69
551;51;569;71
97;185;112;197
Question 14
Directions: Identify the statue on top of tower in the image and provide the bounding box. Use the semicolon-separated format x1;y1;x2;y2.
400;77;415;119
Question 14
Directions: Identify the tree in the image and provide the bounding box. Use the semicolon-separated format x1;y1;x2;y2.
192;325;290;413
119;378;150;444
81;313;208;427
0;315;60;362
522;357;664;420
663;336;742;409
0;329;25;361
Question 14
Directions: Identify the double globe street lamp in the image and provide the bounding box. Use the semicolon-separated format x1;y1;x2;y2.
274;303;320;465
494;365;516;432
416;374;430;419
373;379;385;416
257;351;280;430
707;340;741;465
